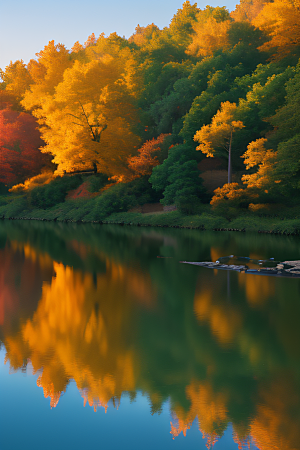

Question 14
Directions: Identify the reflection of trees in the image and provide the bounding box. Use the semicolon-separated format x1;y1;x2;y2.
0;239;53;340
1;221;300;449
170;381;228;446
3;258;156;409
135;253;300;447
166;266;300;448
250;375;300;450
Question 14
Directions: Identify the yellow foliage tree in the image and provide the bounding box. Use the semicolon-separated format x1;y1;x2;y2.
0;60;33;102
22;41;73;112
230;0;271;23
194;101;244;183
187;7;232;57
34;51;141;176
241;138;278;189
71;41;84;53
253;0;300;59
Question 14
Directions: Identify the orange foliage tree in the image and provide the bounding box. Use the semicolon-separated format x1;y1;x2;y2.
128;133;170;177
230;0;271;23
253;0;300;59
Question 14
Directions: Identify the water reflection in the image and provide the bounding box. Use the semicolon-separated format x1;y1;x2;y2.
1;221;300;449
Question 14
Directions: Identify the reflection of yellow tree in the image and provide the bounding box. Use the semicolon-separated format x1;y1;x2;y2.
4;260;156;410
194;288;243;346
238;273;275;307
170;373;300;450
171;381;229;447
251;375;300;450
193;269;276;369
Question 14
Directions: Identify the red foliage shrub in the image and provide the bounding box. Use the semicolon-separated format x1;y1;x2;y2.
0;108;51;185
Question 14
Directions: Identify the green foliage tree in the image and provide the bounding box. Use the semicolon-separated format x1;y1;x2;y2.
168;1;200;48
269;63;300;196
150;144;207;212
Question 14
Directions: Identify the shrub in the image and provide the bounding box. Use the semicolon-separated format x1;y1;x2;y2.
2;196;28;218
28;175;83;208
87;174;110;193
0;183;8;195
210;183;255;219
175;187;203;215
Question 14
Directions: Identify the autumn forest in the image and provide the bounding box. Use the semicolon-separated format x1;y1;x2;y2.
1;0;300;228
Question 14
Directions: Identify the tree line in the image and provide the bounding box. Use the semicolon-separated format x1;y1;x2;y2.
1;0;300;216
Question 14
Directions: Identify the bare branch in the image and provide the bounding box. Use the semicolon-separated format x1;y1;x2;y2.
72;122;85;127
67;112;82;121
78;100;97;141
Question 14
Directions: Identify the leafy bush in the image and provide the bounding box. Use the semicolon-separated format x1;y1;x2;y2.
0;195;10;207
1;196;28;218
87;174;110;193
126;177;163;205
210;183;252;219
85;183;138;221
150;145;208;210
175;188;203;215
0;183;9;195
28;175;83;209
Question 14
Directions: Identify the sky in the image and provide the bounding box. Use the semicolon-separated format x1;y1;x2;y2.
0;0;238;70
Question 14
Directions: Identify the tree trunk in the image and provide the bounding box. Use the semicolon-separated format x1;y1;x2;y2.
228;130;232;184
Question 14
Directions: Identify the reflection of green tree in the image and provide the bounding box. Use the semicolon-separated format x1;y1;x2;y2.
2;220;300;272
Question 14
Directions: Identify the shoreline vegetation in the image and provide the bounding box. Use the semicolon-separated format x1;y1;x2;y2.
2;198;300;235
1;1;300;231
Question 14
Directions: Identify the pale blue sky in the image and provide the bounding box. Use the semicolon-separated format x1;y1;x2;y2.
0;0;239;70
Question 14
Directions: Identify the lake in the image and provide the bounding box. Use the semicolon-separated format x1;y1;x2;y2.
1;220;300;450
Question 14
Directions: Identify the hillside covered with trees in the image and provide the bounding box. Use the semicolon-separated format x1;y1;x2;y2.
1;0;300;231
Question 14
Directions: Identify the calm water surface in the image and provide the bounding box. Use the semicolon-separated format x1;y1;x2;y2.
1;221;300;450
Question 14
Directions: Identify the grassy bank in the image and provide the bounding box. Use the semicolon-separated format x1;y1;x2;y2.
1;194;300;235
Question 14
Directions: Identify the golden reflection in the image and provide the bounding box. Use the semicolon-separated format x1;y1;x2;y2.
171;380;229;447
4;258;155;410
194;288;242;345
10;241;54;271
250;375;300;450
210;247;221;264
238;273;275;306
